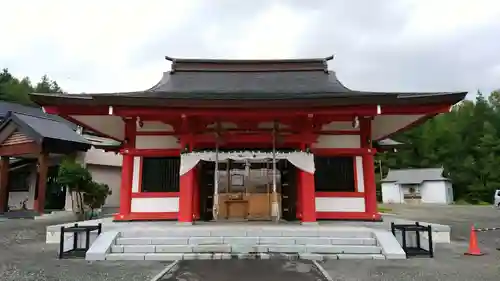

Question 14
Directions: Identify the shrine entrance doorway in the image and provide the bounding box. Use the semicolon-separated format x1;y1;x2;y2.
197;155;300;222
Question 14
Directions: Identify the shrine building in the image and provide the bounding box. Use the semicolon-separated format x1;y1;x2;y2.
29;56;466;224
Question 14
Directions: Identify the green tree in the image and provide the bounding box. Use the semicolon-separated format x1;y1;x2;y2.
0;69;63;105
57;157;111;220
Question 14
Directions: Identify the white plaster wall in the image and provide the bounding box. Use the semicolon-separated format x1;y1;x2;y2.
87;164;122;207
137;121;173;132
315;197;365;212
257;122;289;129
371;115;422;140
84;147;122;167
7;170;36;210
131;197;179;212
321;121;359;131
71;115;125;140
421;181;450;204
314;135;360;148
381;183;404;204
132;157;141;193
355;156;364;192
135;135;180;149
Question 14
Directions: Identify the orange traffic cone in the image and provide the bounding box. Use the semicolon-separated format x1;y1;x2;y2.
464;225;484;256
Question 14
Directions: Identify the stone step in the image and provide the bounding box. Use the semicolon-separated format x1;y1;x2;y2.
110;244;382;254
115;237;377;246
119;229;374;239
105;252;386;261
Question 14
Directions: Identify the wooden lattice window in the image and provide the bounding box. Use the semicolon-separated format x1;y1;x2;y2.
314;156;355;192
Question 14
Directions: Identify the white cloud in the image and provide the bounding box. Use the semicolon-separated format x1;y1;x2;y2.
0;0;499;95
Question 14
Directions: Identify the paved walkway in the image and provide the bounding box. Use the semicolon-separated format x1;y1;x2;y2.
156;260;328;281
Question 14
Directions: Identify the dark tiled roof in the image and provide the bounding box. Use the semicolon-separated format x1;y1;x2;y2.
381;168;449;184
145;70;353;98
0;100;76;129
29;56;468;107
0;112;90;150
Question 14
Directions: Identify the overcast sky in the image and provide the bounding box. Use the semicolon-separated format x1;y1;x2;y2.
2;0;500;99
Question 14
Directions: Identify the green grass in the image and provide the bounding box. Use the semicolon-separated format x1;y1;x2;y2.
454;199;491;206
377;206;393;213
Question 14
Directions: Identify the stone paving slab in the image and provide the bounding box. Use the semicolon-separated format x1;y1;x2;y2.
154;260;329;281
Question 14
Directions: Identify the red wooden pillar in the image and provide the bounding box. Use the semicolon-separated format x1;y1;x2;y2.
360;118;380;220
298;170;316;223
0;156;9;214
34;153;48;214
192;165;200;220
299;142;316;224
178;169;195;224
115;119;136;221
178;136;195;224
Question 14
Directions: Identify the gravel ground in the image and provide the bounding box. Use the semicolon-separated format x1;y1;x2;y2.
318;204;500;281
321;244;500;281
1;205;500;281
0;218;166;281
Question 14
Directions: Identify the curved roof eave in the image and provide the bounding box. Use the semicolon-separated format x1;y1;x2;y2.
29;90;467;108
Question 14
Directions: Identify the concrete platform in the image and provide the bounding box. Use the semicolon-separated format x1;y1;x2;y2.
46;214;451;261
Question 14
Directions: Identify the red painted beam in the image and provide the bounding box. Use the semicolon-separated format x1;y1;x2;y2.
311;148;376;156
112;105;380;117
315;192;365;198
131;192;180;198
123;148;181;157
44;105;109;115
193;133;316;144
135;129;360;136
42;104;453;117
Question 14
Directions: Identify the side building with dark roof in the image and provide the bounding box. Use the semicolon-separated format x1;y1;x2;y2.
381;168;453;204
0;101;124;217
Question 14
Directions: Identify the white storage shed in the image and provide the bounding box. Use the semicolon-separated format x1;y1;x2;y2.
381;168;453;204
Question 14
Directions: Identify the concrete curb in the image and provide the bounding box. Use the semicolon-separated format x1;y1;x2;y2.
86;231;120;261
150;260;180;281
372;230;406;259
313;261;333;281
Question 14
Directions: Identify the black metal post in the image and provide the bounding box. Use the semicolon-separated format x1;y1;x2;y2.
85;229;90;250
415;222;421;249
391;222;395;236
401;228;407;256
58;226;64;259
73;223;78;250
427;225;434;258
97;223;102;235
